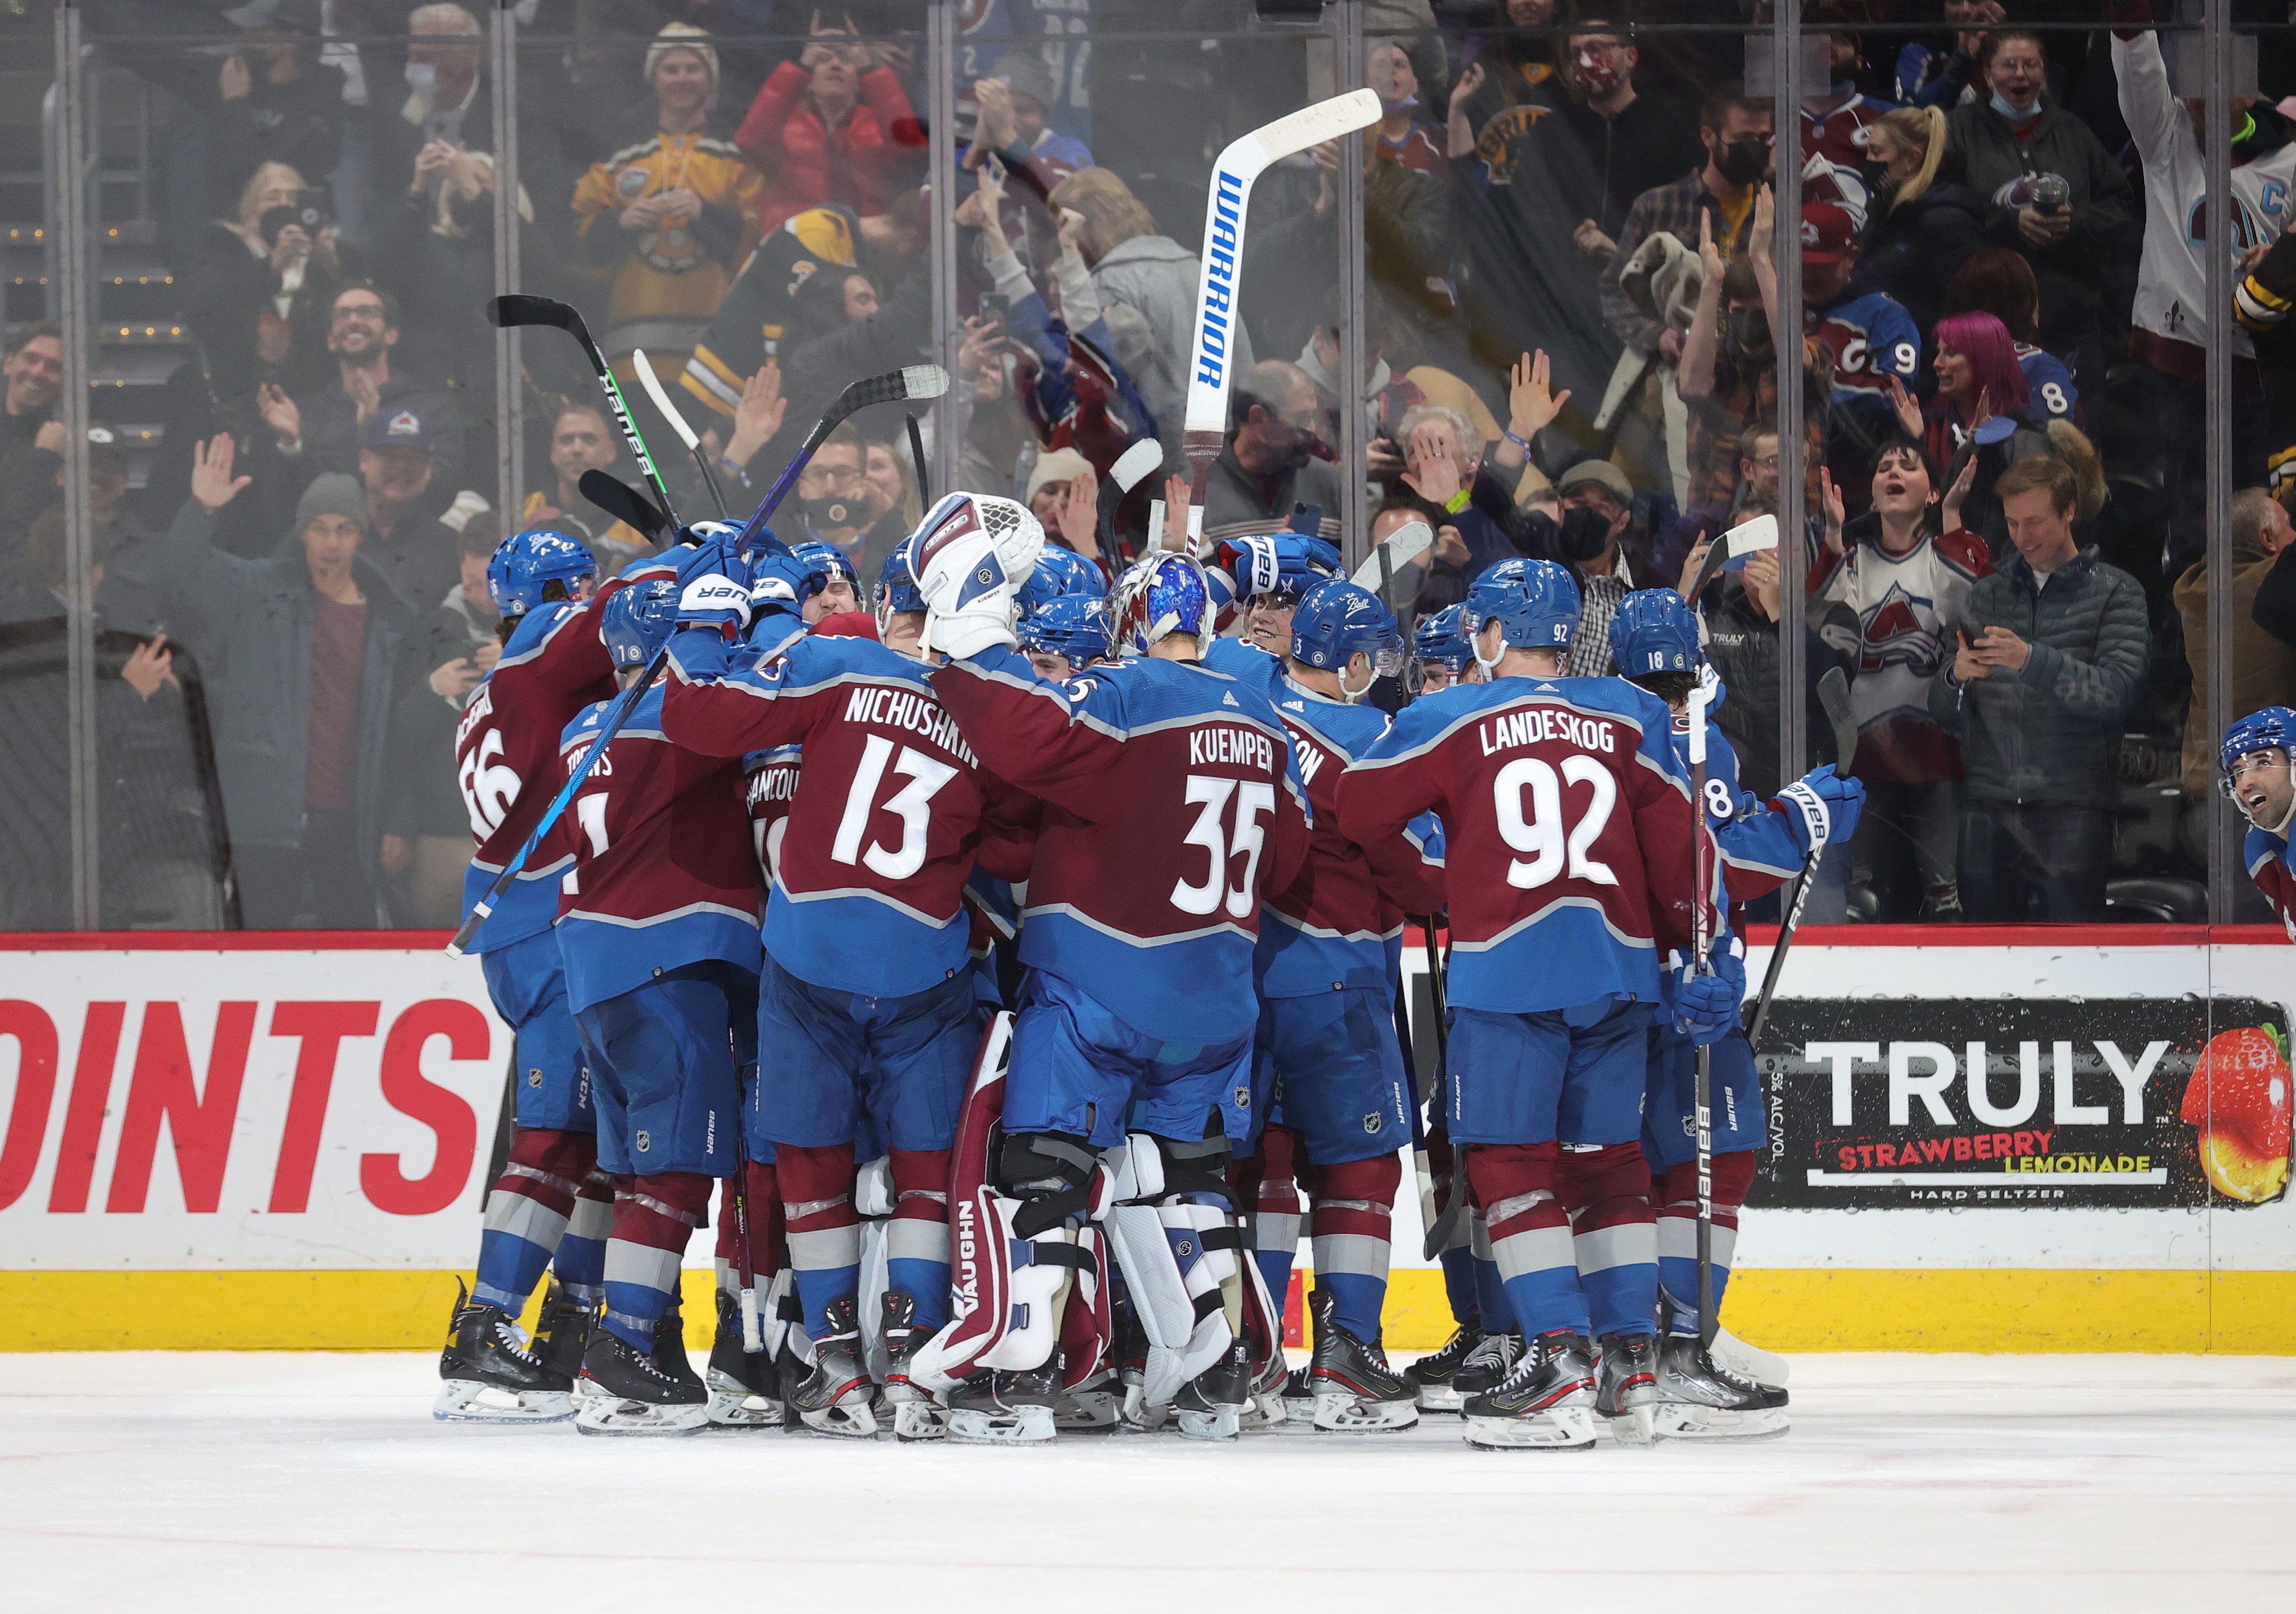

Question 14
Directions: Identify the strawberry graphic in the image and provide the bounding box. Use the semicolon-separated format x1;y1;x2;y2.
2181;1024;2293;1204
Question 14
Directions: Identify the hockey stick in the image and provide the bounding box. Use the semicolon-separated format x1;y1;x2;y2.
905;411;930;506
446;367;938;959
1415;916;1464;1260
1179;90;1382;544
1100;437;1163;560
1351;517;1432;606
1744;665;1859;1048
732;1141;762;1353
734;364;950;558
578;468;670;545
1685;674;1721;1351
1686;511;1780;601
488;294;682;530
633;345;730;519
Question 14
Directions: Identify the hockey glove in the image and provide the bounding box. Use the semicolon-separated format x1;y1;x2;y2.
1673;939;1747;1046
675;536;754;632
915;521;1035;661
1775;767;1867;857
744;551;818;628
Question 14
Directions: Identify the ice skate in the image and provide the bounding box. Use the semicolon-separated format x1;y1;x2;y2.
1056;1366;1121;1431
1460;1329;1596;1451
1404;1321;1483;1412
1240;1348;1291;1429
1652;1335;1790;1440
1172;1339;1253;1441
574;1325;708;1435
1594;1330;1660;1445
704;1289;784;1429
1452;1329;1524;1400
433;1279;573;1423
876;1290;946;1441
788;1296;879;1438
947;1363;1061;1444
1304;1285;1418;1432
532;1279;595;1394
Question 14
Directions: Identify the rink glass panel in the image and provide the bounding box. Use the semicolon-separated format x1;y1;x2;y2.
10;2;2258;934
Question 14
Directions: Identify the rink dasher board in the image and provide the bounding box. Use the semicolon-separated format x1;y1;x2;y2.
0;928;2288;1353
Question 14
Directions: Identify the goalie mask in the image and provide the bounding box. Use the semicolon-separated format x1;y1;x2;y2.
1109;552;1213;657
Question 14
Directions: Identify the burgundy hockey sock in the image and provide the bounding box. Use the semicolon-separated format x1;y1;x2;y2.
474;1128;594;1314
1308;1151;1399;1342
1656;1152;1755;1334
887;1148;952;1328
1557;1143;1657;1338
1465;1142;1587;1338
778;1143;860;1338
601;1171;711;1350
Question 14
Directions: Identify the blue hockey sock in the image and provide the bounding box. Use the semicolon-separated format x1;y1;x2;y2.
599;1176;706;1351
551;1188;610;1310
886;1257;950;1331
1254;1247;1298;1328
1317;1271;1387;1342
1474;1254;1516;1332
474;1223;557;1317
1439;1245;1481;1328
793;1263;862;1338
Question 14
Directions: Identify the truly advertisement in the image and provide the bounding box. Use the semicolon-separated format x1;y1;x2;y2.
0;948;507;1269
1750;997;2294;1209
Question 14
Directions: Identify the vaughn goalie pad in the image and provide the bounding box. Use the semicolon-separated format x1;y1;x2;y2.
1057;1225;1113;1390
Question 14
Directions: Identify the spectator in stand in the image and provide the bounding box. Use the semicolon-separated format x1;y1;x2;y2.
679;204;861;425
1939;29;2134;391
521;401;658;575
2175;490;2296;795
1929;453;2147;922
182;159;349;402
1196;359;1343;552
1552;21;1702;272
1449;0;1619;418
1894;0;2001;110
1049;166;1254;458
1392;404;1511;613
962;52;1092;194
200;3;346;220
1367;41;1447;176
0;424;137;591
1603;85;1775;377
0;322;63;455
1816;436;1991;921
388;512;503;927
1552;458;1659;677
356;403;463;611
736;17;920;239
1859;105;1986;340
1677;200;1789;521
1799;199;1922;494
863;434;921;535
572;24;762;382
284;282;464;490
2114;18;2289;577
107;439;419;929
1023;446;1103;569
1798;7;1899;228
1938;249;2080;426
786;428;876;571
1893;309;2029;468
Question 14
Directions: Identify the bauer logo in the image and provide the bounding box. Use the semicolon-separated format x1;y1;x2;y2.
1751;998;2292;1210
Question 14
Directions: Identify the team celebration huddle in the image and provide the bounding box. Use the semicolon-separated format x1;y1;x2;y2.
433;353;1867;1447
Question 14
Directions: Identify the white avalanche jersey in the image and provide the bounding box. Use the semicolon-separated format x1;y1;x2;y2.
2117;29;2296;359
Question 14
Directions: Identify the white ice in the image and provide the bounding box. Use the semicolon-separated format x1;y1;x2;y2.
4;1352;2290;1613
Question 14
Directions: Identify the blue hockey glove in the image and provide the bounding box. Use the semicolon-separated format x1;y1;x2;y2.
1674;941;1747;1046
1776;766;1867;857
744;550;819;627
674;536;754;631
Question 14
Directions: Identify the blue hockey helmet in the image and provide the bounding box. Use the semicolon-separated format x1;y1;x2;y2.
487;527;597;618
2223;706;2296;777
1609;587;1702;676
1411;602;1476;678
601;574;678;670
1019;593;1112;664
1289;578;1403;697
1109;551;1212;656
1016;543;1105;613
876;534;927;624
1462;557;1579;658
792;539;857;588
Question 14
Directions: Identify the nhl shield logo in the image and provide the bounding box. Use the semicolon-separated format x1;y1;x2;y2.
635;1129;651;1153
1234;1085;1251;1110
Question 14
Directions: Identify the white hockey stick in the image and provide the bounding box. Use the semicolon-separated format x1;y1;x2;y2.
1350;517;1432;602
633;345;729;518
1179;90;1382;544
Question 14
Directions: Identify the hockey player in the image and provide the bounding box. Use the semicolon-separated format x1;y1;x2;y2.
2223;708;2296;931
660;504;1038;1440
1608;588;1861;1437
1217;578;1444;1432
1337;559;1743;1450
436;528;619;1423
1411;602;1479;695
792;539;862;622
552;575;766;1435
1209;531;1340;652
1017;593;1112;683
919;540;1311;1442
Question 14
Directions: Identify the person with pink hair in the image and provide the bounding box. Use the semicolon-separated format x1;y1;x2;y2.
1883;310;2045;473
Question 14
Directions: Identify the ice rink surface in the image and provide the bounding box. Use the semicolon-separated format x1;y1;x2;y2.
3;1351;2290;1613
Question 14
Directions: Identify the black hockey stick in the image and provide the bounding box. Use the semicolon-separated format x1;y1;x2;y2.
905;411;930;506
1745;665;1859;1048
633;345;731;520
446;365;943;958
488;294;682;530
1415;916;1463;1260
735;365;950;558
578;469;670;545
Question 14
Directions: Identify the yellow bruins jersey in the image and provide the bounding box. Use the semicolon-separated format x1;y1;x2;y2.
679;205;860;419
573;124;765;346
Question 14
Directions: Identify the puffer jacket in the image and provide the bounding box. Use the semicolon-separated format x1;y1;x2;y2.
1928;547;2149;809
1088;233;1255;452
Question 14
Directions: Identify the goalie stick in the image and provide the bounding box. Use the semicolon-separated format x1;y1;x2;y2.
446;363;949;958
1179;91;1382;545
1744;665;1859;1048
